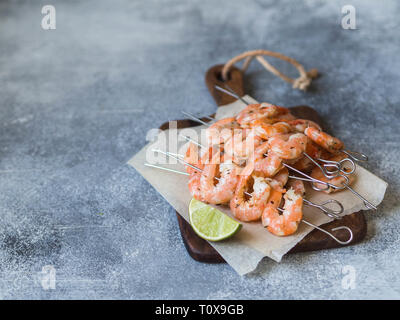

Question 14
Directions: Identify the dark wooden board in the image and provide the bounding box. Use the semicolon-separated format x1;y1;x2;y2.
161;65;367;263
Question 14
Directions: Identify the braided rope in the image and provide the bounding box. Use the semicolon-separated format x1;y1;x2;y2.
221;49;318;91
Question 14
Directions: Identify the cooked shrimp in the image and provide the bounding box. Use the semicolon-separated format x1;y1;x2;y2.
249;141;283;177
250;120;292;140
273;112;297;122
187;147;226;201
224;128;263;162
187;151;207;200
230;165;272;222
200;154;240;205
272;167;289;188
206;117;240;145
184;143;223;173
236;103;290;127
287;179;306;196
250;113;296;126
188;170;203;201
292;138;322;172
310;154;355;193
262;188;303;236
184;142;201;174
304;127;344;154
268;133;307;160
287;119;321;133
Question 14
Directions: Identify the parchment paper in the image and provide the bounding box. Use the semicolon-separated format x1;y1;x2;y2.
128;96;387;275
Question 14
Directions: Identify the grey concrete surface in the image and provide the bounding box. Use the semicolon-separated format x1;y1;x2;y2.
0;0;399;299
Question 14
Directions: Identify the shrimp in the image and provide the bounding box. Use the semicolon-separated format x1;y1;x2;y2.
188;170;203;201
273;112;297;122
200;154;241;205
184;143;222;173
236;103;290;127
184;142;201;174
287;119;321;133
287;179;306;196
187;149;207;200
304;127;344;154
262;187;303;236
230;165;272;222
268;133;307;160
206;117;240;145
224;128;263;162
251;113;296;126
272;167;289;188
310;154;355;193
249;141;283;177
292;138;322;172
187;147;225;201
250;120;292;140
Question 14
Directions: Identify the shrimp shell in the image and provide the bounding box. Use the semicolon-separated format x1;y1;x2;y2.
236;103;290;127
262;188;303;236
268;133;308;160
250;141;283;177
230;165;272;222
304;127;344;154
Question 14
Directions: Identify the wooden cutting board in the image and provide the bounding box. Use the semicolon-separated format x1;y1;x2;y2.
159;65;367;263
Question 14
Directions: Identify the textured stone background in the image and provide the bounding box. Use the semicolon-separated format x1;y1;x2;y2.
0;0;399;299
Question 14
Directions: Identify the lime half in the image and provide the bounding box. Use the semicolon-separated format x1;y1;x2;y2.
189;198;242;241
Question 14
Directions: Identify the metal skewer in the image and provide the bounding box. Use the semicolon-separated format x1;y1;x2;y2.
342;149;368;162
181;111;209;126
144;161;353;245
299;219;353;245
303;152;355;179
318;157;356;177
214;84;251;105
284;163;377;210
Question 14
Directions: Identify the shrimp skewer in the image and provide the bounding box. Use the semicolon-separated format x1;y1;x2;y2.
213;85;368;163
179;112;362;206
154;149;250;200
230;165;273;222
276;119;356;175
179;135;345;217
304;127;368;163
181;111;352;177
236;103;291;127
284;162;377;210
250;120;292;140
206;117;240;145
144;162;353;244
223;128;263;162
287;179;343;219
200;153;241;204
179;112;373;209
262;187;303;236
268;133;308;160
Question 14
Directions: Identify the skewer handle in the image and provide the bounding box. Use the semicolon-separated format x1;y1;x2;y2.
205;65;245;106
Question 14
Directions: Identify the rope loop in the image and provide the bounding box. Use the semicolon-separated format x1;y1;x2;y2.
221;49;318;91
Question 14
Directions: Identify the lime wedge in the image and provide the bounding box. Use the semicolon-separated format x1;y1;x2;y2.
189;198;242;241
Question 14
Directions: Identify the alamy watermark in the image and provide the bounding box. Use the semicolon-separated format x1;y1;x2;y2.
341;5;356;30
341;265;356;289
41;5;56;30
40;265;56;290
